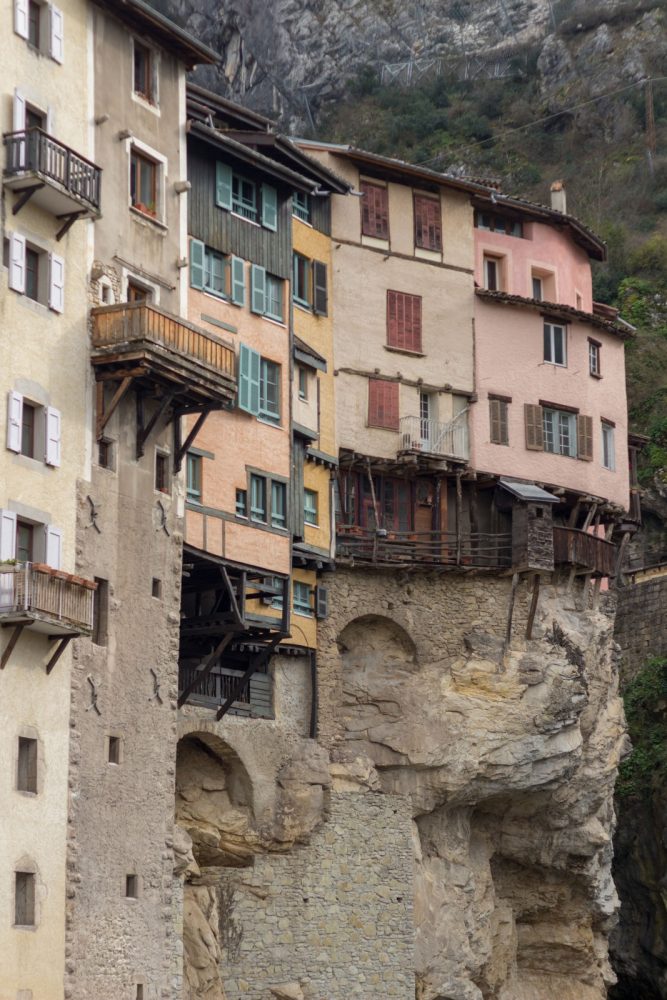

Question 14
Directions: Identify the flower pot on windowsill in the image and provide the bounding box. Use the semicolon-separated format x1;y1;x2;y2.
134;202;157;218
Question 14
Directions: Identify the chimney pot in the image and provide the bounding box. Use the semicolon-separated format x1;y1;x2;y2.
550;180;567;214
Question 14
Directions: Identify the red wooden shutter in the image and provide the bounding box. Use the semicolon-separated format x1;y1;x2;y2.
368;379;399;430
387;291;422;352
414;195;442;251
361;181;388;239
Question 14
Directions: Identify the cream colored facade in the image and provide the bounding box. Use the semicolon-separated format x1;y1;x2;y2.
0;1;93;996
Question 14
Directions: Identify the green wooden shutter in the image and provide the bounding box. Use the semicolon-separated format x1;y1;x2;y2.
251;264;266;314
231;256;246;305
215;162;233;210
261;184;278;231
313;261;328;316
238;344;260;415
190;239;205;290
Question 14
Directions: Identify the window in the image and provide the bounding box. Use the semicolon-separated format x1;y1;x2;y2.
8;234;64;310
232;175;257;221
298;367;308;401
0;511;61;566
17;737;38;793
271;481;286;528
98;438;114;469
489;397;509;446
589;339;601;377
266;576;284;610
155;452;169;493
108;736;121;765
602;422;615;470
414;195;442;251
293;191;311;222
368;379;399;431
483;256;500;292
16;521;33;562
292;253;310;307
7;392;60;466
133;41;154;103
190;241;245;305
127;280;150;303
265;274;283;321
20;402;35;458
259;359;280;424
125;875;138;899
215;164;277;230
387;290;422;352
92;577;109;646
203;248;227;297
186;453;202;503
543;408;577;457
25;247;40;301
250;475;267;523
15;0;62;61
26;104;46;131
474;211;522;237
14;871;35;926
361;180;389;240
151;578;162;599
532;276;543;300
543;322;567;366
235;488;248;518
304;489;318;525
293;581;313;617
130;149;157;217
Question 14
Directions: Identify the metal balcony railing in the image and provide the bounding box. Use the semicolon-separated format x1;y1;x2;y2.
0;562;96;633
399;410;469;461
4;128;101;212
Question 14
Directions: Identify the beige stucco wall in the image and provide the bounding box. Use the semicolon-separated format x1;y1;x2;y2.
0;1;92;996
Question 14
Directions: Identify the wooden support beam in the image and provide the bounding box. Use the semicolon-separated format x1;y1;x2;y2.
455;472;463;566
177;633;235;708
504;572;519;658
525;573;540;640
56;211;86;241
96;375;133;440
45;634;75;675
173;409;210;473
582;503;598;532
614;532;631;583
1;624;25;669
221;565;243;626
136;391;175;459
216;634;282;721
365;457;380;529
568;501;582;529
12;183;44;215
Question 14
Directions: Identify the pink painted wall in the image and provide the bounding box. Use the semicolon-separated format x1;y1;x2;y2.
475;220;593;311
471;297;630;509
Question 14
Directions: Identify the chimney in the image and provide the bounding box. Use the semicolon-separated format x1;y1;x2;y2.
550;180;567;214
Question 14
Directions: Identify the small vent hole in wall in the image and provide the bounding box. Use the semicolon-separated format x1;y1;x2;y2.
17;737;38;793
15;871;35;926
136;986;144;1000
126;874;138;898
151;578;162;599
108;736;120;765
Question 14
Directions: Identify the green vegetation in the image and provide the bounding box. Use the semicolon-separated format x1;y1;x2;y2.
617;657;667;799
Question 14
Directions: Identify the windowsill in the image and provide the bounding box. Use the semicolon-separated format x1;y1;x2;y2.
293;299;312;313
130;206;167;231
230;211;261;228
294;610;314;619
304;521;319;528
257;417;282;429
590;372;603;380
131;92;160;116
15;789;38;798
361;234;389;250
186;497;202;506
13;924;37;932
415;246;442;261
264;315;286;327
293;215;313;227
384;345;425;358
367;423;399;433
543;361;567;369
202;288;229;303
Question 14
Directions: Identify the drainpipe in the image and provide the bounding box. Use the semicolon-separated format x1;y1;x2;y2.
309;649;318;739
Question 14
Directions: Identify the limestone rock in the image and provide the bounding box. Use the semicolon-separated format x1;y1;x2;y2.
269;984;304;1000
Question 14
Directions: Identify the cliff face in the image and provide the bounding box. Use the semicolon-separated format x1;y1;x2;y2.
174;573;626;1000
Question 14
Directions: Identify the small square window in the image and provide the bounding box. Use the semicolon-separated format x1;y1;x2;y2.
186;453;202;504
127;280;151;303
98;438;114;470
155;452;169;493
17;737;38;793
108;736;121;765
15;871;36;926
126;874;139;898
151;578;162;599
235;488;248;518
130;149;158;218
298;367;308;401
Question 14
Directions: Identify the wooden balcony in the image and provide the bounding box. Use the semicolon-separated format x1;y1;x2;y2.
4;128;101;234
399;412;469;462
91;302;236;412
336;527;512;569
179;662;272;717
0;562;95;635
553;527;617;578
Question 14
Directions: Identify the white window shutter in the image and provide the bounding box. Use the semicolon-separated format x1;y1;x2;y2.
49;253;65;313
46;105;54;136
49;5;64;63
45;407;61;466
6;392;23;453
14;0;29;38
9;234;26;294
13;89;26;132
0;510;18;562
44;525;62;569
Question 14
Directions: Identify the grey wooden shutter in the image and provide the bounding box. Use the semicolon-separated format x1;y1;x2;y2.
251;265;266;314
577;414;593;461
313;261;328;316
290;438;306;540
316;586;329;619
489;399;501;444
524;404;544;451
238;344;260;416
261;184;278;231
499;401;509;446
231;256;246;305
215;162;232;210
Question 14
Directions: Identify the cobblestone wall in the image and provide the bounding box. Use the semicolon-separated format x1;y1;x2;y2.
615;573;667;680
215;791;415;1000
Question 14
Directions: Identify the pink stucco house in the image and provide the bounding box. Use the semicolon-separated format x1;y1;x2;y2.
470;182;633;515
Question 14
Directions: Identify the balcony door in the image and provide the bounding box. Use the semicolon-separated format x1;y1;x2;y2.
419;392;433;451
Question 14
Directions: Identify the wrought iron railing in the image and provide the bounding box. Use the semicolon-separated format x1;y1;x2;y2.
553;527;616;577
0;563;96;631
3;128;101;211
336;527;512;568
399;410;469;460
91;302;236;380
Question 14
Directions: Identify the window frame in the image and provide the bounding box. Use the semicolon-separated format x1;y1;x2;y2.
271;480;287;529
258;358;280;425
304;488;318;526
231;173;258;222
155;451;169;494
543;407;577;458
235;488;248;519
368;378;399;431
386;289;422;353
292;252;311;308
292;190;311;223
360;179;389;240
249;473;267;524
293;580;314;617
130;147;158;218
298;366;308;401
589;339;602;378
132;38;157;106
602;421;615;470
186;452;202;504
264;273;284;322
483;255;500;292
543;321;567;367
413;193;442;252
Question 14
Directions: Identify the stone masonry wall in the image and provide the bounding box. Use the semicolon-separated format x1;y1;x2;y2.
614;573;667;681
214;791;415;1000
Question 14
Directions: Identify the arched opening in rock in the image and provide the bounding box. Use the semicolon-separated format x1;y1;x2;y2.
175;732;256;1000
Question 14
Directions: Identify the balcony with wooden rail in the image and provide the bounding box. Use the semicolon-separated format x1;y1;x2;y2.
0;562;97;672
91;302;237;456
336;526;512;569
553;526;617;578
3;128;102;238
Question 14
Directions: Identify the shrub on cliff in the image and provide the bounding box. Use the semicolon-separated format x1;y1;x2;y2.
617;657;667;799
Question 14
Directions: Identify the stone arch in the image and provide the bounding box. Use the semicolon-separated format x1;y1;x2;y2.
337;613;418;666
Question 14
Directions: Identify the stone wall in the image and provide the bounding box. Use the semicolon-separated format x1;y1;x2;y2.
614;573;667;681
214;791;414;1000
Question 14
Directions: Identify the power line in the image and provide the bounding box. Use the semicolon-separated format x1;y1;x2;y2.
414;76;667;167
